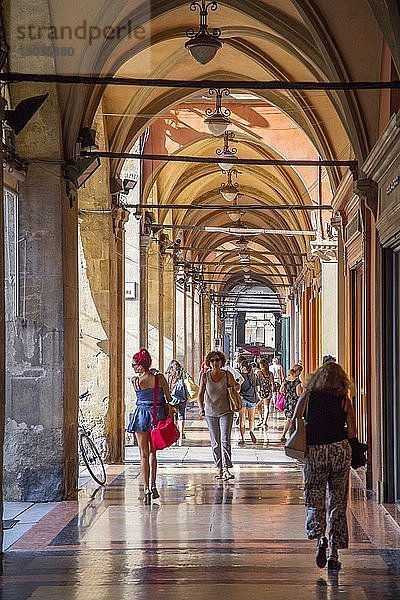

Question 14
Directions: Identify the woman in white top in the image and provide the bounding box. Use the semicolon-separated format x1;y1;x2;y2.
198;350;238;481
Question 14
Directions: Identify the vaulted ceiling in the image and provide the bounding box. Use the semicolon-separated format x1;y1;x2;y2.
10;0;397;301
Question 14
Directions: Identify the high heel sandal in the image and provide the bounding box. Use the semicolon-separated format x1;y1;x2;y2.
144;490;152;505
151;485;160;500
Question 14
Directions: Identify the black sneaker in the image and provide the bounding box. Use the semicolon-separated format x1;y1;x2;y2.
327;557;341;572
316;536;328;568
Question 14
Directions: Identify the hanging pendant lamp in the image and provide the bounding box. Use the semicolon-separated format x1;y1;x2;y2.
185;1;223;65
216;131;237;170
220;168;241;202
204;88;231;136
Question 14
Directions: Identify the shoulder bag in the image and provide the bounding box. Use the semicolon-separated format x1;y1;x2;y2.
284;392;309;462
182;371;199;401
150;375;180;451
226;372;243;412
275;392;285;411
169;377;187;405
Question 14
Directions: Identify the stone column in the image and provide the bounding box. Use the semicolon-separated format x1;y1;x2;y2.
2;0;80;503
162;256;175;366
0;126;5;545
331;214;346;366
274;313;282;354
236;312;246;347
158;254;165;372
190;288;195;375
310;238;339;360
289;294;296;364
147;241;160;366
203;293;212;356
107;207;129;464
5;163;77;501
355;178;378;489
183;285;188;371
139;234;150;349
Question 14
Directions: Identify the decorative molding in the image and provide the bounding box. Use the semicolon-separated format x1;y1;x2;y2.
331;170;356;213
362;110;400;182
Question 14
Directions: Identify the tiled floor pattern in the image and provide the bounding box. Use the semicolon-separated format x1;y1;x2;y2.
2;414;400;599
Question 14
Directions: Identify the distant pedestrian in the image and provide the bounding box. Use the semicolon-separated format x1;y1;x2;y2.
238;360;258;445
280;364;303;442
322;354;336;364
166;360;189;440
256;359;274;428
269;357;284;399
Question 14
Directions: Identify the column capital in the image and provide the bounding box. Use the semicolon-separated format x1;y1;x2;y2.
112;206;130;235
353;177;378;219
139;233;152;249
310;238;338;262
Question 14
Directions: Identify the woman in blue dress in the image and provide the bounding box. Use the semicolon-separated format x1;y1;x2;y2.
128;348;172;504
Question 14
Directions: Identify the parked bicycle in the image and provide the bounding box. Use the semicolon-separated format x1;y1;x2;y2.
79;391;106;486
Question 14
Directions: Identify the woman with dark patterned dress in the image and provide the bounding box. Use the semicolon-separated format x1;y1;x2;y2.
256;359;274;428
292;361;357;573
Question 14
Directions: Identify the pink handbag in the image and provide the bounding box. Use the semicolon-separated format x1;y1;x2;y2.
275;392;285;412
150;375;180;450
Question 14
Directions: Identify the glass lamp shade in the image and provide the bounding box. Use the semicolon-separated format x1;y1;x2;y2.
185;35;222;65
227;210;242;222
217;150;237;171
239;253;250;263
220;185;239;202
204;113;231;136
236;236;249;250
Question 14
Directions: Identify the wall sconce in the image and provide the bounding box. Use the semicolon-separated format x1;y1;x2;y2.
220;168;241;202
110;177;137;196
185;1;222;64
64;156;101;188
78;127;99;151
216;131;237;170
0;93;48;135
110;178;123;195
204;88;231;136
122;178;137;192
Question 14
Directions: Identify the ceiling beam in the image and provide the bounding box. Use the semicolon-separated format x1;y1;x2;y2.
198;270;292;276
134;203;333;211
173;248;307;256
3;72;399;91
85;151;356;169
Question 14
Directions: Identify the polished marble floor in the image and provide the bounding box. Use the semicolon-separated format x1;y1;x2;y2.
2;410;400;599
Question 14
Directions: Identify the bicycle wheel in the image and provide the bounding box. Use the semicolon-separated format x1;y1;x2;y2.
79;433;106;485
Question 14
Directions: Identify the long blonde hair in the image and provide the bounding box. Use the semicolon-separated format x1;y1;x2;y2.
304;362;354;397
